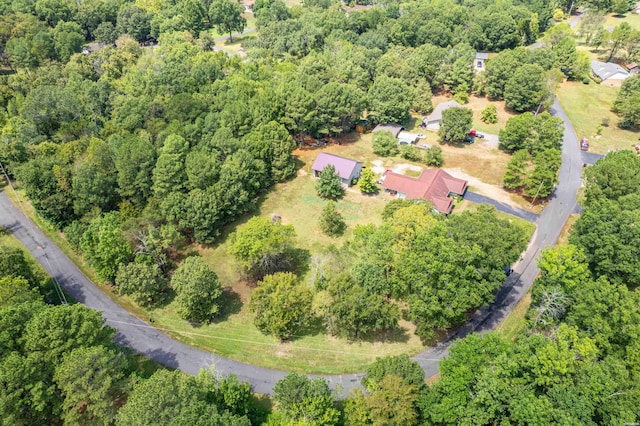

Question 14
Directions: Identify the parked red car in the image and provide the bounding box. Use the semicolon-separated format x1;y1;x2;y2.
580;138;589;151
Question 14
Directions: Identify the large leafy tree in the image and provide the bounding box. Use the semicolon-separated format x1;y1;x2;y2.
115;262;168;307
80;212;132;282
272;373;339;426
171;256;223;323
228;217;297;278
499;112;563;153
438;107;473;142
209;0;246;42
372;130;399;157
504;64;549;112
53;346;127;426
368;75;414;124
583;150;640;205
250;272;313;339
116;6;150;42
72;138;118;217
115;135;156;207
23;304;115;363
614;75;640;127
116;370;250;426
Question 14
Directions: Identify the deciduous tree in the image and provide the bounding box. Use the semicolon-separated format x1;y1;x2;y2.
438;107;473;142
228;217;297;278
209;0;246;42
250;272;313;339
115;262;168;307
171;256;223;323
358;168;378;194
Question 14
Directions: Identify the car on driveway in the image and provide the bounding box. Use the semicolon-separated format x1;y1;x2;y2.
580;137;589;151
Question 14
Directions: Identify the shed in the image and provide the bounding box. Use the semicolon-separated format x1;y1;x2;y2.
591;61;630;86
372;123;404;138
474;52;489;71
423;100;463;130
312;152;363;186
625;63;639;75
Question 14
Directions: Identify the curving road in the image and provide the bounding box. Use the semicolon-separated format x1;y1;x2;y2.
0;100;582;395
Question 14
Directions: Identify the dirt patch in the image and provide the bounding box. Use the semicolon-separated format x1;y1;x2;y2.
444;168;516;206
370;160;423;176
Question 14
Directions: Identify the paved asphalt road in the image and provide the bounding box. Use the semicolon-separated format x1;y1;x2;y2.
465;191;539;222
0;101;582;395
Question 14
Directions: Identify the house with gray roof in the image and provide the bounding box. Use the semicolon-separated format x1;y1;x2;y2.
372;123;404;138
474;52;489;72
423;100;463;130
591;60;630;85
312;152;363;186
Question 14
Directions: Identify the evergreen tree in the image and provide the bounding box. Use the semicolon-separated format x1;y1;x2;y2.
318;201;346;237
503;149;531;190
315;165;345;200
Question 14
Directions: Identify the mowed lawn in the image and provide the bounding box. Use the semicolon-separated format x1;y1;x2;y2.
429;94;518;135
603;12;640;30
556;81;640;154
161;148;430;374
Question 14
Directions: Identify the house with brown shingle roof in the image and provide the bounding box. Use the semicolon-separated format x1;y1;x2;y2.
381;169;468;214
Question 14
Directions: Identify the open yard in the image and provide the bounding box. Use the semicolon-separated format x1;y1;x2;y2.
603;12;640;30
556;81;640;153
427;94;518;135
0;133;536;374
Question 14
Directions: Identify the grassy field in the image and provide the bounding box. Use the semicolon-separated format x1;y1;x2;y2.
603;12;640;30
429;94;518;136
556;81;640;154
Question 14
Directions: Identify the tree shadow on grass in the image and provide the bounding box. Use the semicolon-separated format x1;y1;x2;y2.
210;288;243;324
360;325;411;344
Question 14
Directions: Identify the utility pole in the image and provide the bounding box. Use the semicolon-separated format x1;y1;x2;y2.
529;179;545;208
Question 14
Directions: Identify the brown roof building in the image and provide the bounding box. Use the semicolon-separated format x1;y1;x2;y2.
381;169;468;214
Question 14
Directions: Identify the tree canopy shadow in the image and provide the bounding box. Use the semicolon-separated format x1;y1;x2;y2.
360;325;411;344
210;288;243;324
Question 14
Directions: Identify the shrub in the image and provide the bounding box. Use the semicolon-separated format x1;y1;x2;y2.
582;77;590;84
372;130;399;157
399;145;422;161
423;146;444;167
481;104;498;124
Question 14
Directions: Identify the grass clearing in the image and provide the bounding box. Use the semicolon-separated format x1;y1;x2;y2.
429;94;518;136
603;12;640;30
495;292;531;341
556;81;640;154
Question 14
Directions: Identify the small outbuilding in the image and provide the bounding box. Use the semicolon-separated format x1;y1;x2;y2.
422;100;463;131
372;123;404;138
312;152;363;186
474;52;489;72
625;63;639;75
591;60;630;86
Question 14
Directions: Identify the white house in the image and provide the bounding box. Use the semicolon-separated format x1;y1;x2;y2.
591;60;630;86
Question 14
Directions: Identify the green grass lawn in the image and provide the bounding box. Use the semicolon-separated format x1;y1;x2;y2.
556;81;640;154
603;12;640;30
495;292;531;341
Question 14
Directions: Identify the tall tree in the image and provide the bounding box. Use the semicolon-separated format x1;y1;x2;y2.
273;373;339;426
318;201;346;236
80;213;132;282
250;272;313;339
228;217;297;278
115;262;168;307
209;0;246;42
438;107;473;142
504;64;549;112
54;346;126;426
171;256;223;323
152;134;189;199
